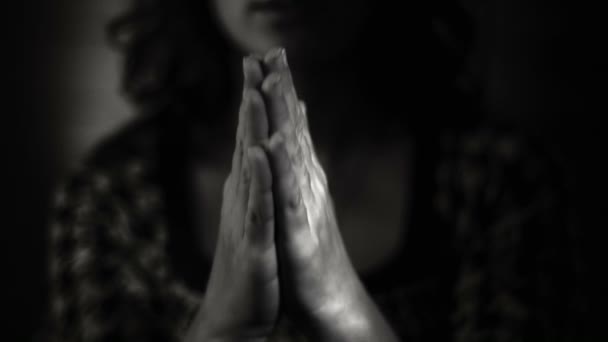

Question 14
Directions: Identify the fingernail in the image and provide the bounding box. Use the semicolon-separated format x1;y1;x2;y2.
262;73;281;93
279;48;288;68
264;47;284;66
270;73;281;87
269;132;284;148
273;48;287;69
269;47;282;59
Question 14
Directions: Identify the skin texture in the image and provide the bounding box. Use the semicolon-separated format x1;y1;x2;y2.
184;49;399;341
183;2;400;340
261;48;398;341
184;58;280;341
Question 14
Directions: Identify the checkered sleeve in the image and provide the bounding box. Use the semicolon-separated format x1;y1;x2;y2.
47;163;197;341
436;128;585;341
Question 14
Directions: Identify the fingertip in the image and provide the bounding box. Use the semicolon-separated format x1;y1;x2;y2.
248;88;264;107
267;132;285;151
247;146;270;172
261;73;282;95
243;55;263;88
263;47;285;67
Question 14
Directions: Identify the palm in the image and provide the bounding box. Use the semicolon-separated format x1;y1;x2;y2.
187;56;280;340
203;170;279;335
259;47;399;341
273;99;358;317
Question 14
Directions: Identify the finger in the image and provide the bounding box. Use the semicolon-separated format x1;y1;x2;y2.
298;100;307;118
261;72;289;134
231;56;263;177
231;91;249;180
298;100;310;132
263;48;298;107
245;146;275;248
265;133;309;239
238;145;252;211
296;99;315;163
262;48;300;135
263;47;296;108
243;55;264;90
244;89;269;146
262;47;284;74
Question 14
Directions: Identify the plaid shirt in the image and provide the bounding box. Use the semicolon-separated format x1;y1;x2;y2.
47;119;583;341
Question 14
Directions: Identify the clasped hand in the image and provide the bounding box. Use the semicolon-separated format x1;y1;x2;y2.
185;48;398;342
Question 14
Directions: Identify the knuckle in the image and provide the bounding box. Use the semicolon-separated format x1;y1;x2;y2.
286;193;302;210
248;210;260;226
285;204;307;226
249;89;264;107
247;205;274;228
289;229;318;260
249;249;277;277
285;171;298;189
241;166;251;186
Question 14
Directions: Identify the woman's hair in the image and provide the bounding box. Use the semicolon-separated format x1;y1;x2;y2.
107;0;232;121
108;0;477;123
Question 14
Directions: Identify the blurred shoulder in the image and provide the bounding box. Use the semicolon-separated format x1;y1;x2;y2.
50;113;171;221
438;123;564;182
83;113;168;172
434;122;569;219
439;123;559;166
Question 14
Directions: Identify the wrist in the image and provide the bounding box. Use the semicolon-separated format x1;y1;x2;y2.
304;281;398;342
183;305;271;342
303;281;372;339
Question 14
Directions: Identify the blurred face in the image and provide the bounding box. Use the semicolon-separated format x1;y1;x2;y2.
210;0;370;63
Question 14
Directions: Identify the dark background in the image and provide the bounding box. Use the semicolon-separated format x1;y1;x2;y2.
12;0;604;340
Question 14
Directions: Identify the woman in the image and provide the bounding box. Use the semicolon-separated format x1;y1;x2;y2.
48;0;582;341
